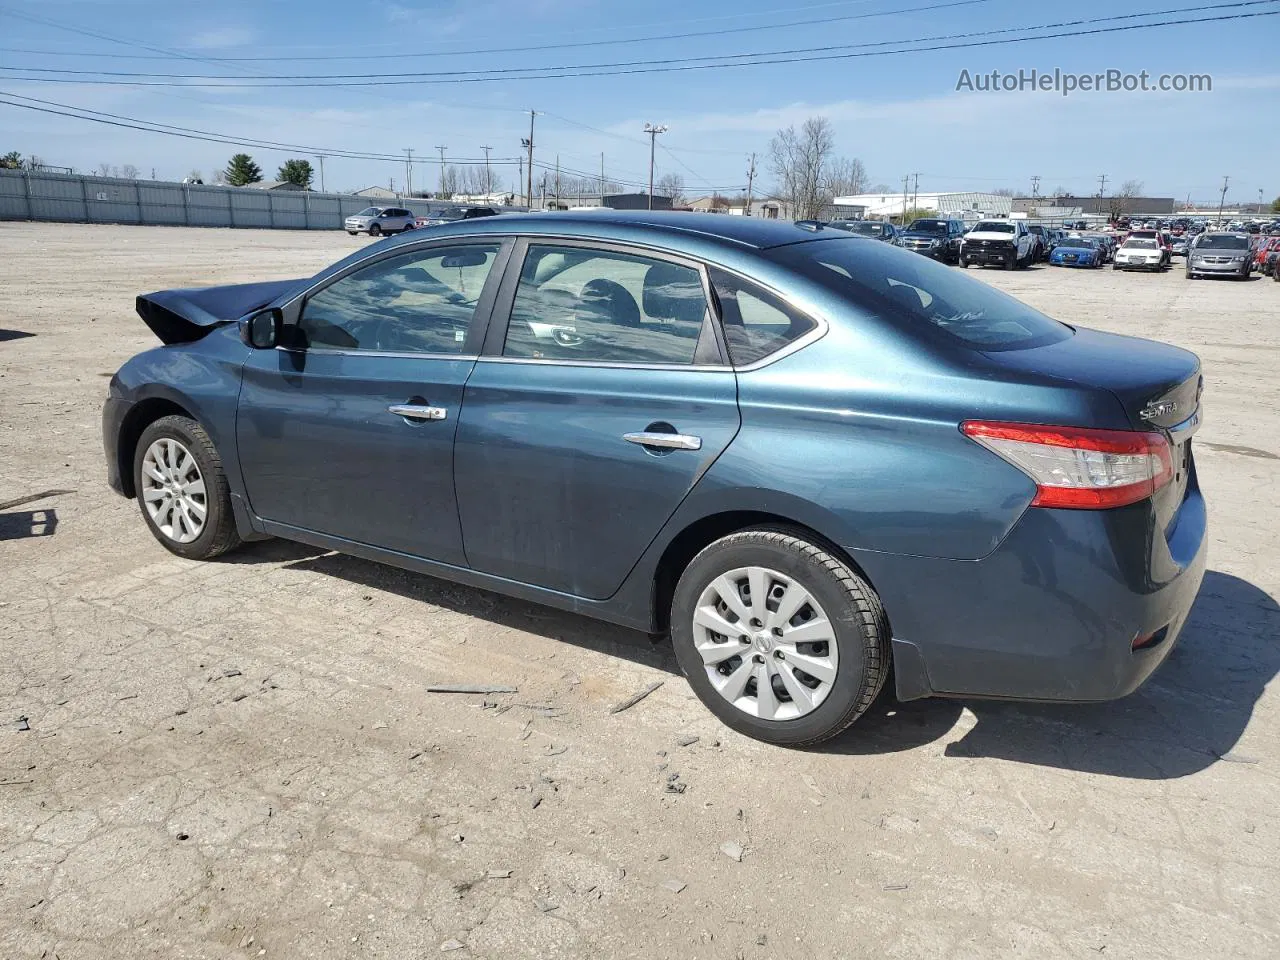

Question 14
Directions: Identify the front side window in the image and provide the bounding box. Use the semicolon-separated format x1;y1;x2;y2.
503;244;711;364
710;269;817;366
297;243;500;353
771;238;1072;351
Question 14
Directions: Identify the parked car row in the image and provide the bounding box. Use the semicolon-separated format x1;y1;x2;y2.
344;204;501;236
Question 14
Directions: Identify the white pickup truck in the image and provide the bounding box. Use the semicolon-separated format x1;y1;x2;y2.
960;220;1035;270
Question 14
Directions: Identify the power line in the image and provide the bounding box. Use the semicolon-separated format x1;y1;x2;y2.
2;2;1270;85
0;0;1000;63
0;91;520;164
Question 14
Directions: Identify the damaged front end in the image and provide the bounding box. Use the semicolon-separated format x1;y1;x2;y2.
135;278;304;344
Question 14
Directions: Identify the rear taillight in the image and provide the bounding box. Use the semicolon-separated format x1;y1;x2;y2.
961;421;1174;509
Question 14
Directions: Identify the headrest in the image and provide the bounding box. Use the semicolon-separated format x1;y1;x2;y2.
642;263;705;324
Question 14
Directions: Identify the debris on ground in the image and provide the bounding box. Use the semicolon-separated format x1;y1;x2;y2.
440;939;465;952
660;879;687;894
664;773;687;794
720;841;745;862
14;716;30;732
486;869;512;879
533;896;559;913
1219;751;1261;764
609;680;664;715
427;684;518;694
222;668;242;678
545;745;568;757
676;735;700;747
883;883;909;891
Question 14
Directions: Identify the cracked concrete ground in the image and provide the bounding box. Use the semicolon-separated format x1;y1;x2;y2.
1;222;1277;959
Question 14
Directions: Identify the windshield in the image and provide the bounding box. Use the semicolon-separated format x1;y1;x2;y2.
1195;234;1249;250
1060;237;1096;248
771;238;1072;351
431;207;465;220
1123;239;1158;250
972;222;1015;235
356;207;381;217
907;220;947;235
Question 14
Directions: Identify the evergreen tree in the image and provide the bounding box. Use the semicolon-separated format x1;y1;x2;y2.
224;153;263;186
277;158;314;189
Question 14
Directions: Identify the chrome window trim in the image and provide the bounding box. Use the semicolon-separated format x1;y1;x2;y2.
474;356;735;373
276;346;480;361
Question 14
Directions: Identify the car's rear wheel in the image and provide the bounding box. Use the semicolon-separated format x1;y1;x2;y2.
368;224;382;236
346;230;357;236
133;415;241;561
670;529;890;747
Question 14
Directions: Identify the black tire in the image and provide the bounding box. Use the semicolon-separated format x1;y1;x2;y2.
670;528;890;747
368;223;382;236
133;415;242;561
1004;256;1016;271
346;230;358;236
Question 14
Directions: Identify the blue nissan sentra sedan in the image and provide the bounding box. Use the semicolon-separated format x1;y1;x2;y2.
104;212;1206;746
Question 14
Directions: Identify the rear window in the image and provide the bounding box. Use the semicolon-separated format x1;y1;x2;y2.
770;238;1072;351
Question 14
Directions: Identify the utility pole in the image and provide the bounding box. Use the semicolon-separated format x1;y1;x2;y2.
643;122;668;210
1217;176;1230;225
901;175;910;225
1031;175;1040;198
745;152;757;216
314;154;326;193
480;145;492;196
600;152;606;198
517;155;523;204
403;148;414;197
911;172;920;216
1259;187;1264;214
1096;174;1108;216
434;145;447;198
522;110;538;210
554;154;560;205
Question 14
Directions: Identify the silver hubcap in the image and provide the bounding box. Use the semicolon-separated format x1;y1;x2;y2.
140;438;207;544
692;566;838;721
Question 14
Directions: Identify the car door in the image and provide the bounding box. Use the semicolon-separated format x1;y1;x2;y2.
236;238;511;565
453;239;741;599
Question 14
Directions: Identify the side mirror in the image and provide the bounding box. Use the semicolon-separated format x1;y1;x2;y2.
239;307;282;349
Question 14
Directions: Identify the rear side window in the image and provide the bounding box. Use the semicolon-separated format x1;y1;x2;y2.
709;269;817;365
771;238;1072;351
502;244;713;364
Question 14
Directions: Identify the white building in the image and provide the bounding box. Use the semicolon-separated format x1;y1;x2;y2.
833;191;1013;220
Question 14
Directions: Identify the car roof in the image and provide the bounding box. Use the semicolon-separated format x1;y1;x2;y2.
385;210;841;252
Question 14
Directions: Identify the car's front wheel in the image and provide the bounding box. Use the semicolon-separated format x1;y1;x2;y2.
670;529;890;747
133;415;242;561
368;224;382;236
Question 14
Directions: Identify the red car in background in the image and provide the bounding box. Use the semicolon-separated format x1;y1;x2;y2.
1255;236;1280;275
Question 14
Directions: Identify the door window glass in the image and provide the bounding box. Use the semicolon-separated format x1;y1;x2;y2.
297;243;500;353
709;269;817;366
503;244;710;364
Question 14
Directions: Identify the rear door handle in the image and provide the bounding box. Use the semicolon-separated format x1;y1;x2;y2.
623;431;702;451
388;404;447;421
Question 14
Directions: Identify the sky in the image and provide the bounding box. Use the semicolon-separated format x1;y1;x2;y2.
1;0;1277;204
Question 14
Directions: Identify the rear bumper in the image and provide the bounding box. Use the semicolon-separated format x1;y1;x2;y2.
859;482;1207;703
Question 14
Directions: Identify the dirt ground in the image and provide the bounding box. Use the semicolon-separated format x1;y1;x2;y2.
1;222;1277;960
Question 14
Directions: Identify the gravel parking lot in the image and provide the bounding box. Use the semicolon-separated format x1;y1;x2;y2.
2;222;1278;960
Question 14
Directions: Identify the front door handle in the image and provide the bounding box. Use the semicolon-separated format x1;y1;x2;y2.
623;431;702;451
388;403;447;421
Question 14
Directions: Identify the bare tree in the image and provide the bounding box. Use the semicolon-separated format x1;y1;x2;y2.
655;172;685;204
186;169;203;183
991;187;1016;197
824;156;867;199
769;116;834;220
97;162;113;178
869;183;892;194
119;164;140;180
1109;179;1144;220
